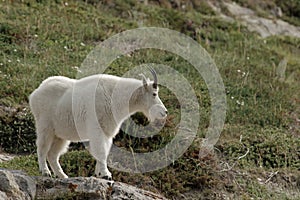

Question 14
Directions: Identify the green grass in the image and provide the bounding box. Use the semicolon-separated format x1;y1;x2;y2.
0;0;300;199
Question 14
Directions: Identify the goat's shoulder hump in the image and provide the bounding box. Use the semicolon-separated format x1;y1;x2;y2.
44;76;75;82
39;76;75;90
79;74;127;83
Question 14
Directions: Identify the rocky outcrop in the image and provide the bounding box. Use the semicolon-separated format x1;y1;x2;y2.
0;169;167;200
0;169;36;200
208;1;300;38
223;2;300;38
0;153;15;163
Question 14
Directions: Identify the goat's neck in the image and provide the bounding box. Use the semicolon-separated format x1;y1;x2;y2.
128;87;146;116
111;83;145;123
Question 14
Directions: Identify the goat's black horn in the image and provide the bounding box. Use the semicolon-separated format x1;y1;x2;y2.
149;67;158;89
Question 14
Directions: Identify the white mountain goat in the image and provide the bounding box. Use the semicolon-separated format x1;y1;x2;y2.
29;68;167;180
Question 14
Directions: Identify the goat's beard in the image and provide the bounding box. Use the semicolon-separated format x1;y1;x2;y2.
146;114;155;123
148;107;167;122
143;110;155;123
149;117;156;123
147;113;167;124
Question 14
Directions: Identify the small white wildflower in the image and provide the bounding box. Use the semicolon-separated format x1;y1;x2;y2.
17;59;20;63
34;34;38;38
231;96;234;99
64;2;68;6
247;56;250;60
257;177;262;182
0;63;3;66
64;46;68;50
72;66;81;73
236;100;244;106
242;72;246;77
94;60;97;64
257;178;263;184
13;49;17;52
8;59;11;63
80;42;85;46
237;69;241;73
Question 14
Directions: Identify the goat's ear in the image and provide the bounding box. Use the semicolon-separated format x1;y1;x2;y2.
139;74;148;90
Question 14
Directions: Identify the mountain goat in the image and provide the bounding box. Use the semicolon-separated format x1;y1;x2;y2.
29;68;167;180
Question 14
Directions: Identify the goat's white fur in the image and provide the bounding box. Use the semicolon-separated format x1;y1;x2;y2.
29;73;167;179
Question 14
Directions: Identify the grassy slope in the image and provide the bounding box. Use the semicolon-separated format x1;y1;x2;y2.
0;0;299;199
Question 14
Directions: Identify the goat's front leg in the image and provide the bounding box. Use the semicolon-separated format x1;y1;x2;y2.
95;159;112;180
88;132;113;180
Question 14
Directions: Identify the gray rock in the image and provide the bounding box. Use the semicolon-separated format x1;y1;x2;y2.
0;169;35;200
13;171;36;199
224;2;300;38
0;154;15;163
239;15;300;38
36;176;111;200
0;169;167;200
112;182;166;200
0;191;8;199
207;1;300;38
36;177;167;200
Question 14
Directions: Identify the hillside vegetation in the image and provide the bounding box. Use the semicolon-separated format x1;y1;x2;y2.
0;0;299;199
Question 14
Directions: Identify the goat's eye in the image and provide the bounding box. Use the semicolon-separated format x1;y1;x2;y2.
153;93;157;97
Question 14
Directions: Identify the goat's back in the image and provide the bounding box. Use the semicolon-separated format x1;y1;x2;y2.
29;76;75;119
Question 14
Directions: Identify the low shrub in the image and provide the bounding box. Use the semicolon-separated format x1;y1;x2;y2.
0;105;36;154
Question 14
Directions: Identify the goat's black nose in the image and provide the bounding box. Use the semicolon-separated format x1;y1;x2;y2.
165;110;168;115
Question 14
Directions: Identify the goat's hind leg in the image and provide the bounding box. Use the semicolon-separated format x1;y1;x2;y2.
47;136;70;178
36;125;54;177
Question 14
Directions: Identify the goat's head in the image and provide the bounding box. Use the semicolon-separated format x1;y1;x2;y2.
139;68;168;122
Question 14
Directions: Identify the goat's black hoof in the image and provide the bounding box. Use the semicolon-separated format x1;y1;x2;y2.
101;175;112;181
41;172;52;178
101;176;114;187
